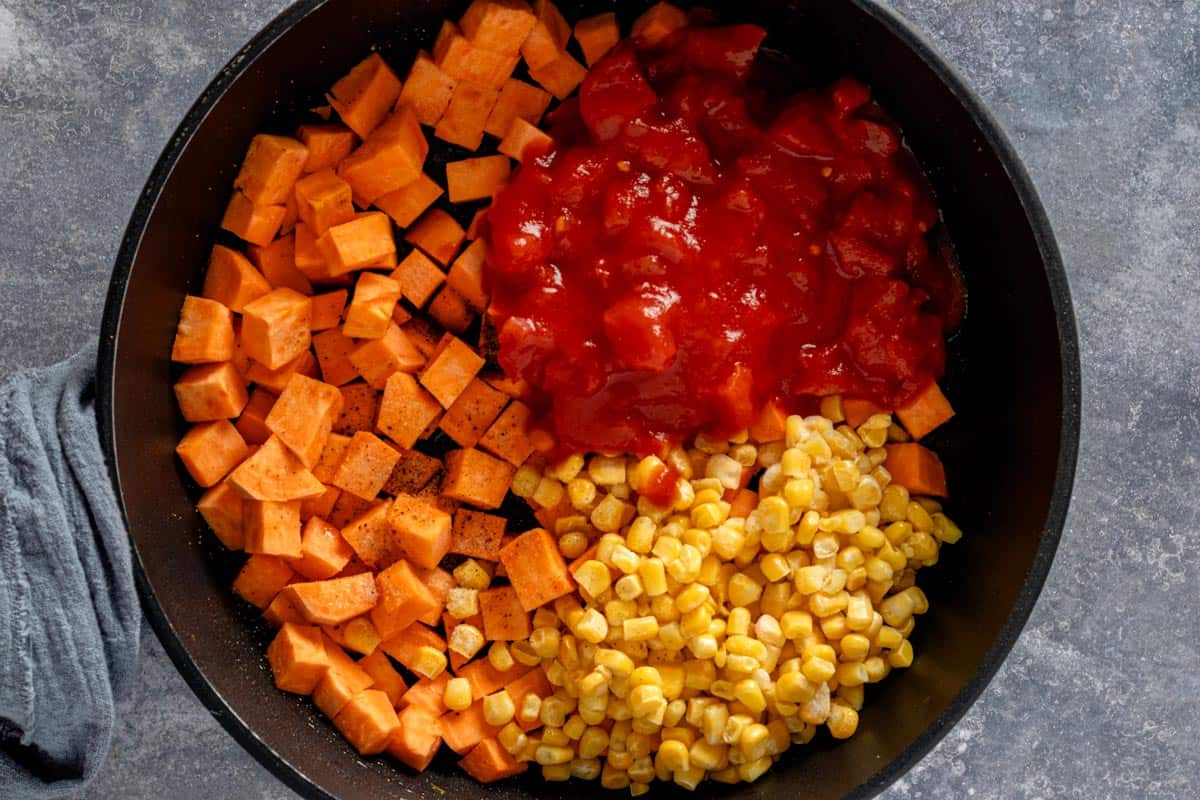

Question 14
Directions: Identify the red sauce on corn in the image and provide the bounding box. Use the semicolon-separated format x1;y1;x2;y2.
484;22;964;456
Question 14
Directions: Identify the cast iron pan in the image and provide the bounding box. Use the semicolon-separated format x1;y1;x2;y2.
97;1;1081;797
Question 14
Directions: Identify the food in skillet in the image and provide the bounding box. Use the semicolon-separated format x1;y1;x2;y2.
170;1;963;793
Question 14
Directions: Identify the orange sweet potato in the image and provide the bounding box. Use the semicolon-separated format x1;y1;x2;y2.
401;317;446;359
372;372;443;450
379;622;447;672
172;295;236;363
263;591;307;627
246;349;320;393
313;656;376;718
311;329;357;388
293;222;331;282
331;431;402;501
310;289;348;331
300;485;341;522
348;324;427;390
249;233;314;296
632;2;688;45
419;334;485;408
383;450;443;498
459;737;527;783
312;432;351;483
202;245;272;313
267;622;329;694
244;499;303;558
386;494;452;569
328;53;404;139
445;156;511;204
406;209;467;266
397;52;457;126
337;107;429;203
333;689;400;755
388;705;443;771
294;169;356;235
450;509;506;561
197;480;246;550
233;554;296;608
428;286;474;334
241;288;312;370
335;382;381;434
749;397;788;443
283;572;378;625
521;0;570;69
297;123;358;173
895;382;955;440
445;240;489;314
527;51;586;100
574;12;620;66
372;559;442;639
442;447;514;510
317;212;397;275
221;191;287;247
843;396;888;428
497;117;553;162
483;78;551;138
499;527;574;611
457;658;529;698
477;400;534;467
291;516;355;579
460;0;536;54
330;492;376;529
359;649;408;706
227;435;325;501
884;443;948;497
340;501;401;568
174;362;249;422
441;699;500;754
440;378;507;448
392;249;447;308
234;134;308;206
435;21;521;88
374;174;445;230
343;272;402;339
478;585;531;640
435;80;501;150
265;373;342;467
727;488;759;520
505;666;553;731
176;420;250;487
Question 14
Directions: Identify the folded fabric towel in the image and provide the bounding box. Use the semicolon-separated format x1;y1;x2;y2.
0;345;140;799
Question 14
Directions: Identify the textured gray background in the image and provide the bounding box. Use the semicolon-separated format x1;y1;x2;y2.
1;0;1197;798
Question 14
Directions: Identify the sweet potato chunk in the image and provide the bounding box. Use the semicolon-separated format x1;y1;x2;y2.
241;288;312;370
297;123;358;173
478;585;531;640
221;191;287;247
376;372;443;450
267;622;329;694
446;239;489;312
317;212;397;275
234;554;296;608
176;420;249;487
244;499;303;558
460;737;527;783
442;447;514;510
388;705;442;771
450;508;506;560
328;53;404;139
173;295;236;363
263;592;307;627
528;51;586;100
383;449;443;497
632;2;688;45
445;155;511;203
291;516;355;580
335;383;380;434
885;443;948;497
477;400;534;466
246;349;320;394
348;323;426;389
312;433;351;483
313;656;375;718
265;373;342;467
401;673;451;715
372;559;442;639
575;12;620;66
249;234;314;296
333;689;400;755
310;289;348;331
440;378;507;447
301;484;341;522
499;527;574;610
405;209;467;266
234;134;309;205
338;107;429;203
397;52;457;126
343;272;402;339
387;495;452;569
174;362;249;422
340;501;401;568
497;117;553;161
460;0;536;53
435;81;501;150
428;287;473;334
895;382;955;440
312;328;358;386
457;658;528;697
435;21;520;88
419;334;485;408
360;649;408;705
283;572;378;625
521;0;570;69
392;249;446;308
379;622;447;672
506;666;553;731
374;173;445;229
228;435;325;501
294;168;356;235
441;700;500;754
332;431;402;501
483;78;551;138
197;480;245;550
202;245;272;313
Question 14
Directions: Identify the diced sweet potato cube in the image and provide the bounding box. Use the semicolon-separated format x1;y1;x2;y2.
521;0;570;69
244;499;303;558
176;420;249;487
392;249;446;308
467;207;488;240
387;495;452;569
267;622;329;694
234;134;308;205
441;700;499;754
457;658;528;698
340;501;401;568
483;78;551;138
749;396;789;442
294;168;356;235
575;12;620;66
265;373;342;467
450;508;506;560
173;295;235;363
263;591;307;627
528;51;586;100
402;318;446;359
388;705;443;771
374;177;444;232
885;443;948;497
428;287;473;334
313;433;351;483
313;656;375;718
435;80;501;150
727;487;759;520
309;329;355;388
842;396;888;429
317;212;397;275
460;737;527;783
479;585;531;641
249;234;314;296
417;566;456;626
297;123;358;173
460;0;536;53
381;450;441;498
401;673;451;715
360;650;408;706
242;288;312;370
440;378;507;448
332;431;401;501
337;107;429;203
283;572;378;626
348;324;426;390
435;21;520;87
499;527;574;610
197;480;245;550
228;435;325;501
247;349;319;393
343;272;402;339
333;689;400;755
442;447;514;510
446;239;489;313
328;53;404;139
405;209;467;266
445;155;511;204
301;485;341;521
477;400;534;466
895;382;955;440
233;554;296;608
497;118;553;162
202;245;272;313
379;622;447;672
310;289;348;331
293;222;331;282
419;334;485;409
291;516;355;579
397;52;456;126
373;371;442;450
480;371;528;398
335;383;380;435
221;191;287;247
330;492;376;529
632;2;688;45
372;559;442;639
174;362;249;422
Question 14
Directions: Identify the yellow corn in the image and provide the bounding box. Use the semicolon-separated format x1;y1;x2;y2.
411;646;446;679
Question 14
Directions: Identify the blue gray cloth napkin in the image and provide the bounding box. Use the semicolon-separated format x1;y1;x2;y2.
0;344;140;799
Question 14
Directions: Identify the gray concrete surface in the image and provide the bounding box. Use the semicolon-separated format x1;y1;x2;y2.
1;0;1197;798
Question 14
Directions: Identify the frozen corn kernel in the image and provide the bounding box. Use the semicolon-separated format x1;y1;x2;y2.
448;623;485;660
488;641;514;671
412;645;447;680
588;455;627;486
511;464;541;498
574;560;611;598
445;587;480;619
443;677;472;712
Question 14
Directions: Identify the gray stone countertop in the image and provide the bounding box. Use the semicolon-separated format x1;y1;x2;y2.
2;1;1197;798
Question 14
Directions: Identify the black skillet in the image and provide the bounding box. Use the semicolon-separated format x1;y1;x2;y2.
97;1;1080;797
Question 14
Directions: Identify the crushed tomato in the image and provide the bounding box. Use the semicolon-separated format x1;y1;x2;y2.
484;22;965;457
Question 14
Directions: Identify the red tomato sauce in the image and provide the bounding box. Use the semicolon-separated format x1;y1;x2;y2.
484;22;965;457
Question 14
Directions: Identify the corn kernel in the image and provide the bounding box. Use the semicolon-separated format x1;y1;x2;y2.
442;677;472;712
624;616;660;642
573;608;609;644
802;656;836;683
588;455;627;486
637;558;669;597
734;679;767;713
511;465;541;498
591;494;631;533
488;642;514;672
448;623;484;660
573;560;611;599
533;476;565;509
728;573;763;607
498;721;526;754
452;559;492;591
445;587;479;620
827;702;859;739
411;645;446;679
888;638;914;668
739;756;773;783
568;478;597;510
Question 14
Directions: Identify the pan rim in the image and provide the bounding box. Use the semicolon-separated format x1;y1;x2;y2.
95;2;1080;798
